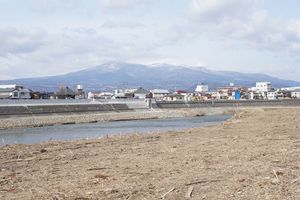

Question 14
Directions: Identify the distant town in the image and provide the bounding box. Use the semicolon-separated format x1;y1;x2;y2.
0;82;300;101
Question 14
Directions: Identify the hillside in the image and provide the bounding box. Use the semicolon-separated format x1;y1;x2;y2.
1;62;299;91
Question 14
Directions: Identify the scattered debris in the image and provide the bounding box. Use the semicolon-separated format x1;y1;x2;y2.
185;186;194;199
273;169;280;182
40;148;47;153
185;179;222;186
87;167;108;171
161;187;175;199
94;173;109;179
291;176;300;184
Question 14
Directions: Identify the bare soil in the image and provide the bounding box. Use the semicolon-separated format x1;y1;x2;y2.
0;107;300;200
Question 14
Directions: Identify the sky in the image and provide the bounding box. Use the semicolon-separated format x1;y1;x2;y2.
0;0;300;81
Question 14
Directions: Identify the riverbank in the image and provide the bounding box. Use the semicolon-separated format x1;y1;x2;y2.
1;107;300;199
0;107;233;129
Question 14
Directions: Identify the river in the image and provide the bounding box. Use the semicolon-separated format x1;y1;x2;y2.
0;114;231;146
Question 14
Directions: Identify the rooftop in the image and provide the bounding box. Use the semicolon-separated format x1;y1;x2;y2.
0;88;16;93
150;89;170;94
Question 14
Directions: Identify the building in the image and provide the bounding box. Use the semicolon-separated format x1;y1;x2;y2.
291;89;300;99
195;84;209;93
233;90;241;100
267;90;277;100
216;86;235;100
114;89;134;99
150;89;170;100
31;91;54;99
88;92;113;99
250;91;263;100
255;82;272;92
55;85;76;99
281;87;300;91
133;87;150;99
163;94;184;101
75;85;86;99
276;90;291;99
248;82;276;100
0;84;31;99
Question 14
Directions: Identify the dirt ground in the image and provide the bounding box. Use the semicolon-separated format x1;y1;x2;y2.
0;107;299;200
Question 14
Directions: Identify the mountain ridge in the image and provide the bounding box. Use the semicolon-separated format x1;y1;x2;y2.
0;62;299;91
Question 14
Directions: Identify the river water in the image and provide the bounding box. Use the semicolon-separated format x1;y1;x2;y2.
0;114;231;146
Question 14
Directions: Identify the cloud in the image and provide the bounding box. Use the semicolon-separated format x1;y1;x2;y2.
0;25;172;79
98;0;148;9
186;0;300;54
101;20;144;29
30;0;92;14
189;0;260;23
0;27;46;56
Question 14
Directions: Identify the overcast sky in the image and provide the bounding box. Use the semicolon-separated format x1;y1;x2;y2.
0;0;300;81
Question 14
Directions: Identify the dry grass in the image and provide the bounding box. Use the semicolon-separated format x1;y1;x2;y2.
0;107;300;199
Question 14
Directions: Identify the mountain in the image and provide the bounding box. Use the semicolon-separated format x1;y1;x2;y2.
1;62;299;91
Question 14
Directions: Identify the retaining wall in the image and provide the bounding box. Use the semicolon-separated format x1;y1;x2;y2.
153;99;300;109
0;104;131;116
1;99;300;116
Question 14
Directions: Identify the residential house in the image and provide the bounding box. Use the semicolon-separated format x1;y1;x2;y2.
291;89;300;99
150;89;170;100
249;82;275;100
281;87;300;91
55;85;76;99
267;90;277;100
163;94;184;101
195;84;209;93
133;87;150;99
114;89;134;99
75;85;86;99
276;90;291;99
88;92;113;99
0;84;31;99
31;91;54;99
255;82;272;92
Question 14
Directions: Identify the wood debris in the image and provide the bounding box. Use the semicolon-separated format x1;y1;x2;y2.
161;187;175;199
185;186;194;198
185;179;222;186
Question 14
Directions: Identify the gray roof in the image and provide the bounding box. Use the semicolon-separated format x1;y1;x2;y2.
164;94;184;97
0;88;15;93
151;89;170;94
291;89;300;92
0;94;12;99
56;87;75;96
134;88;150;94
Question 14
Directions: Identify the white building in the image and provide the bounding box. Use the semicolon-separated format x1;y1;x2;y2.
267;91;277;100
248;82;276;100
150;89;170;100
163;94;184;101
281;87;300;91
88;92;113;99
195;84;209;93
255;82;272;92
0;84;31;99
291;89;300;99
250;91;263;100
133;87;150;99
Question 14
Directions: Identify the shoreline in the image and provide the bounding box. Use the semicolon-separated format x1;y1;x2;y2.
0;107;234;129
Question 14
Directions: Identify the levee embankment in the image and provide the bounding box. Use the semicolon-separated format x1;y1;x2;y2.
153;99;300;108
0;103;131;116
